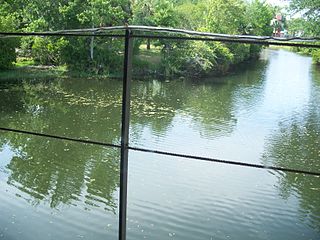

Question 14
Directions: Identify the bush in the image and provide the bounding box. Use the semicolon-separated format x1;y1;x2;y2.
164;41;234;77
0;15;19;70
227;43;251;64
32;37;68;65
60;37;123;74
312;49;320;64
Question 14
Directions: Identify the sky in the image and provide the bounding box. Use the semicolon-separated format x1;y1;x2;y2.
266;0;291;7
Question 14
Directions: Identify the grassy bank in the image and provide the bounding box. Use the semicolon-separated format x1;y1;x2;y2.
0;45;163;80
0;57;64;80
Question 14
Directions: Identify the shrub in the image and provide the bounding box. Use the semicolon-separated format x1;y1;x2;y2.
0;15;19;69
32;37;68;65
164;41;234;77
312;49;320;65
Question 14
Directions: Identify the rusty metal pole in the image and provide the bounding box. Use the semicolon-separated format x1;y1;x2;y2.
119;28;133;240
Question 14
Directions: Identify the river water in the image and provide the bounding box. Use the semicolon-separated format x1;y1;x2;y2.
0;49;319;240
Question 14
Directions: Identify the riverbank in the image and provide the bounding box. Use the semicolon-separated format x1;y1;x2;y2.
0;58;114;80
3;46;311;81
0;45;162;80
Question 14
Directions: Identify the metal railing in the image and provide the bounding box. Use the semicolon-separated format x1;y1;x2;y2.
1;25;320;240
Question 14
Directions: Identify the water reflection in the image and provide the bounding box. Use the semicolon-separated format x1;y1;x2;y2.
130;80;183;137
129;59;269;155
0;49;319;239
0;78;123;142
263;58;320;231
0;133;120;212
186;60;268;138
0;51;281;212
0;81;26;114
0;78;123;212
263;115;320;227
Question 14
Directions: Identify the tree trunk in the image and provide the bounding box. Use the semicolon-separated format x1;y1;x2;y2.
90;36;94;60
90;24;94;60
147;39;150;50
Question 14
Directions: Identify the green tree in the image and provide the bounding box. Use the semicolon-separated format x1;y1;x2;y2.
245;0;274;36
205;0;246;35
287;17;309;36
132;0;178;50
175;0;207;30
162;0;275;77
16;0;130;71
244;0;274;57
132;0;177;27
289;0;320;64
132;0;156;49
290;0;320;35
0;3;19;69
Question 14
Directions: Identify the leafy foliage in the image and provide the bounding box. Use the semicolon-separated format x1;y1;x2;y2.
1;0;277;74
290;0;320;35
164;0;274;77
15;0;129;71
0;3;19;69
32;37;68;65
165;41;233;76
289;0;320;64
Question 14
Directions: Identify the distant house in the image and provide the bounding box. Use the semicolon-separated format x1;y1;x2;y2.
271;14;287;37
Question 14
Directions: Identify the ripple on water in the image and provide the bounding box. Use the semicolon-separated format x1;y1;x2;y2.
127;151;320;240
1;49;320;240
0;139;120;240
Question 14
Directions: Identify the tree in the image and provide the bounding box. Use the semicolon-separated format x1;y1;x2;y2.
205;0;246;35
245;0;274;57
204;0;250;65
132;0;156;49
162;0;275;77
16;0;131;71
132;0;177;27
175;0;207;30
290;0;320;36
245;0;274;36
132;0;178;50
289;0;320;64
0;3;19;70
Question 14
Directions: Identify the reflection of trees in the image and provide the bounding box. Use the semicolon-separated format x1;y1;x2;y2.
185;82;237;137
3;133;119;211
0;58;269;210
185;60;267;138
0;80;26;114
17;78;123;142
231;60;268;108
130;60;268;141
130;80;187;136
263;79;320;231
0;78;122;211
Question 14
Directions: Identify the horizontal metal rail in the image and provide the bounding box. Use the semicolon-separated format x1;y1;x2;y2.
1;127;319;177
0;127;120;148
0;25;319;48
0;32;125;38
132;34;320;48
1;25;320;41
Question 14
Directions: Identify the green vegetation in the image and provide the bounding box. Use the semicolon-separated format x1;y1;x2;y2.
287;0;320;64
0;65;66;80
0;2;19;69
0;0;278;77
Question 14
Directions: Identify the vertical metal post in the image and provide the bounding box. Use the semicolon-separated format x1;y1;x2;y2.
119;29;133;240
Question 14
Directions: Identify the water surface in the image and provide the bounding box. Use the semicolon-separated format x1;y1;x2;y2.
0;49;319;239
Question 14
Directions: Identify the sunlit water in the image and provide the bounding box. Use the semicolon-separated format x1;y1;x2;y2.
0;49;319;239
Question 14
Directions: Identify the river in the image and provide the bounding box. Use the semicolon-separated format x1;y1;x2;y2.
0;48;319;240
